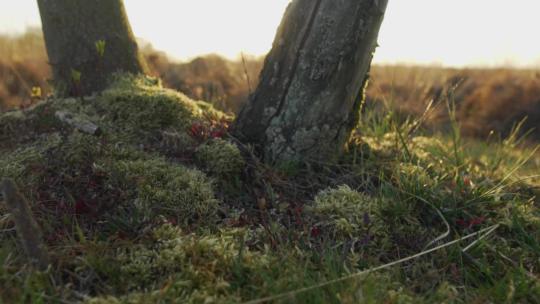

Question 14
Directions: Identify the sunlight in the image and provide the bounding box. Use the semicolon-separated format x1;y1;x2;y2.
377;0;540;67
2;2;540;302
1;0;540;67
124;0;291;60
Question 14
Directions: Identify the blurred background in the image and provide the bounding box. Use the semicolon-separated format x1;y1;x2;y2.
1;0;540;140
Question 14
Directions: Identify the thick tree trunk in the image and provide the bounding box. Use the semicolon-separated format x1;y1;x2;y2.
37;0;147;97
234;0;388;165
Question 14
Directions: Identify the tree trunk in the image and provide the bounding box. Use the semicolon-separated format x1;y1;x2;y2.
234;0;388;165
37;0;147;97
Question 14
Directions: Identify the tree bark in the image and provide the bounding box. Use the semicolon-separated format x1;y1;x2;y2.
37;0;147;97
234;0;388;165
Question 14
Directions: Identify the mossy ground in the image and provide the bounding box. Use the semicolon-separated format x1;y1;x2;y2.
1;75;539;303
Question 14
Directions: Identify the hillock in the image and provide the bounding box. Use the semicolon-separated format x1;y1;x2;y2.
1;74;539;303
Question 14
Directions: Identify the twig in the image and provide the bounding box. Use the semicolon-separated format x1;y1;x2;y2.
462;224;499;252
241;52;253;96
424;206;451;250
1;179;50;270
398;190;451;250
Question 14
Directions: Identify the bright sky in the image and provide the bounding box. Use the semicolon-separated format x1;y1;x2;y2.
1;0;540;68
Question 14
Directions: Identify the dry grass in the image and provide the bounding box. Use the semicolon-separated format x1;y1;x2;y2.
1;29;539;140
367;65;540;140
142;42;262;113
0;28;49;111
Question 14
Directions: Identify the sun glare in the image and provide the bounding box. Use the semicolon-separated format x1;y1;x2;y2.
1;0;540;67
377;0;540;67
124;0;292;60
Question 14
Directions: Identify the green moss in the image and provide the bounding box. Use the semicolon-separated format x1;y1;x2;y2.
0;74;229;236
161;129;198;153
0;134;61;185
308;185;382;241
95;74;227;140
100;79;198;133
0;73;240;302
0;103;63;149
0;110;25;135
195;138;244;177
0;129;218;238
111;159;218;226
86;225;271;303
1;73;226;152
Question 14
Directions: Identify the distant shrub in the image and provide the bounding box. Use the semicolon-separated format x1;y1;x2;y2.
1;30;539;141
142;43;263;113
366;65;540;140
0;28;49;111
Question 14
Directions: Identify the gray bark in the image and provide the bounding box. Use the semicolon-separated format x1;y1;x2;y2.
37;0;147;97
234;0;388;165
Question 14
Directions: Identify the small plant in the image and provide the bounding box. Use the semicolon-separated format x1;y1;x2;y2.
70;69;81;85
30;87;41;99
95;40;106;58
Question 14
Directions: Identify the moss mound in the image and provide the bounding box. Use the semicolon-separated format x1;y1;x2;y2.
112;159;218;226
0;74;225;239
97;75;202;136
195;138;245;177
1;134;217;239
309;185;381;241
1;73;539;303
0;74;229;152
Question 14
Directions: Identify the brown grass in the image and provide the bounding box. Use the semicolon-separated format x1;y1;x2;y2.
1;29;539;140
367;65;540;139
142;42;262;113
0;28;49;111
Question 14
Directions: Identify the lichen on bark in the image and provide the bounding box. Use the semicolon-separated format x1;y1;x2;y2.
234;0;388;165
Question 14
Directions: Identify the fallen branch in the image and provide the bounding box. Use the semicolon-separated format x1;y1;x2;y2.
1;179;50;270
55;110;101;135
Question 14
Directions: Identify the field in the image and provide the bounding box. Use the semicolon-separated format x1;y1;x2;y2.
0;30;539;303
2;30;540;142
